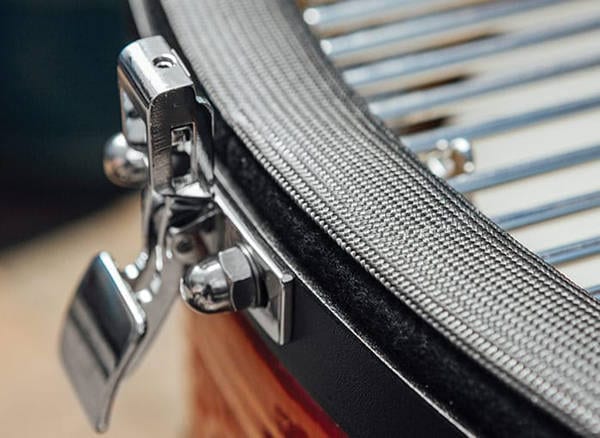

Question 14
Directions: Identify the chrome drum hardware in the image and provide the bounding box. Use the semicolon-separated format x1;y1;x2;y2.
60;36;293;433
304;0;600;298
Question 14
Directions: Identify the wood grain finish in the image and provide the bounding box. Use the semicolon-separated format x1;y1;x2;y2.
187;312;345;437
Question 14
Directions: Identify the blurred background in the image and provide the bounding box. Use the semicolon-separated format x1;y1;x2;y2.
0;1;186;436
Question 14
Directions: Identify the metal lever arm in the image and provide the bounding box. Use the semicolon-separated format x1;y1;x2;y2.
60;36;294;434
60;36;216;432
60;197;216;432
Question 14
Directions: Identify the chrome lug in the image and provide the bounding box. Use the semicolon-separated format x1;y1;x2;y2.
60;36;294;434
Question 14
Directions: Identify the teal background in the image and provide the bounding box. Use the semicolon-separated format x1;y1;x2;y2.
0;1;132;246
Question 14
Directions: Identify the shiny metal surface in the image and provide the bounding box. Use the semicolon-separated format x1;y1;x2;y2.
493;191;600;231
588;284;600;297
214;169;294;346
539;236;600;265
423;137;474;178
60;252;146;433
181;245;261;313
404;94;600;153
103;133;148;189
369;52;600;123
305;0;481;36
344;14;600;93
61;2;600;433
117;36;214;199
62;36;217;432
323;0;556;66
449;144;600;193
62;35;296;432
61;196;211;431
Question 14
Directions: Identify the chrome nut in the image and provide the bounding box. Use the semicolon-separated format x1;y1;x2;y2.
219;246;259;310
180;246;260;314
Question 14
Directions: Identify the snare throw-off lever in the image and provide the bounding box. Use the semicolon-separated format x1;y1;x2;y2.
60;36;293;433
60;36;218;432
59;35;228;432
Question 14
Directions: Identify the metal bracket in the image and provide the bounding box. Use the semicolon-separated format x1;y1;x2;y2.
117;36;213;199
60;36;294;433
215;179;293;345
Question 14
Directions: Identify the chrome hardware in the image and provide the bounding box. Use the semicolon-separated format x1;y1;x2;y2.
322;0;557;66
181;245;262;314
369;52;600;124
343;14;600;94
60;36;294;433
117;35;214;199
60;205;202;432
215;176;293;345
103;133;148;189
404;94;600;153
493;191;600;231
304;0;470;36
587;284;600;298
61;188;216;432
449;143;600;193
61;253;145;434
424;137;474;179
539;235;600;266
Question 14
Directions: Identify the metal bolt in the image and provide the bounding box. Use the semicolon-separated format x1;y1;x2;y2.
180;245;260;314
